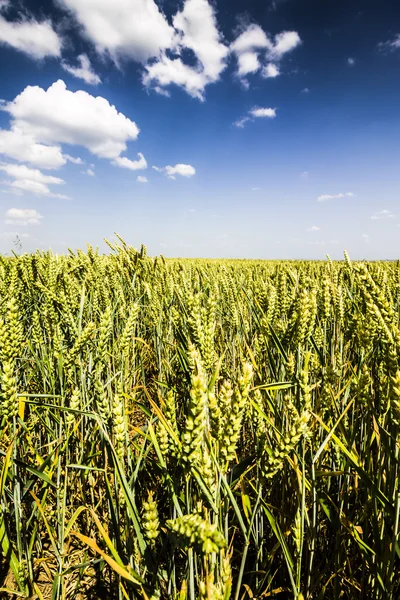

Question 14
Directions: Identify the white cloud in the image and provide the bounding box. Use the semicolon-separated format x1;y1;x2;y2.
0;127;65;169
0;12;62;59
347;57;355;66
307;225;320;231
300;171;309;178
172;0;228;82
231;24;272;56
235;106;276;127
144;56;211;100
166;164;196;178
5;179;69;199
230;24;271;77
64;154;84;165
0;162;68;198
370;209;396;220
153;86;171;98
231;24;300;81
250;107;276;118
233;116;251;128
236;51;261;76
58;0;174;63
2;80;139;161
378;34;400;52
272;31;301;58
61;54;101;85
59;0;228;100
58;1;299;99
137;175;148;183
5;207;43;225
390;35;400;49
301;87;310;93
362;233;370;244
0;163;64;185
86;168;95;176
153;163;196;179
113;152;147;171
144;0;228;100
317;192;355;202
262;63;280;78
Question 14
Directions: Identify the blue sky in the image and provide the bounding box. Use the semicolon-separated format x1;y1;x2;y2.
0;0;399;258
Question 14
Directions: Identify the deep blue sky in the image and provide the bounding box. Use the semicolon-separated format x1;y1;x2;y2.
0;0;399;258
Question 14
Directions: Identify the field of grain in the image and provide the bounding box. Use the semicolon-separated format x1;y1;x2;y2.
0;238;399;599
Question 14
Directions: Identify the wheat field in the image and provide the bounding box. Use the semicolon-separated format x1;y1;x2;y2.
0;238;399;599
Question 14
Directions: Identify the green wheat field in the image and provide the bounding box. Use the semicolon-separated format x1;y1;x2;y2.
1;237;400;599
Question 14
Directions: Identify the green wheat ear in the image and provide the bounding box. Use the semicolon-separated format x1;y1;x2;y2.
142;491;160;544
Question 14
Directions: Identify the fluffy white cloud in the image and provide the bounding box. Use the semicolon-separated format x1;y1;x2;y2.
153;163;196;179
137;175;148;183
59;0;229;99
370;209;396;220
85;168;95;176
64;154;84;165
0;10;62;59
173;0;228;82
144;0;228;100
250;107;276;118
166;164;195;178
61;54;101;85
58;0;174;63
271;31;301;58
262;63;280;78
230;24;271;77
57;1;299;99
317;192;355;202
236;51;261;76
5;208;43;225
5;179;68;198
230;24;272;56
347;57;355;66
144;56;210;100
0;128;65;169
0;163;64;185
234;106;276;127
3;80;139;160
113;152;147;171
307;225;321;231
0;162;69;198
231;24;300;81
